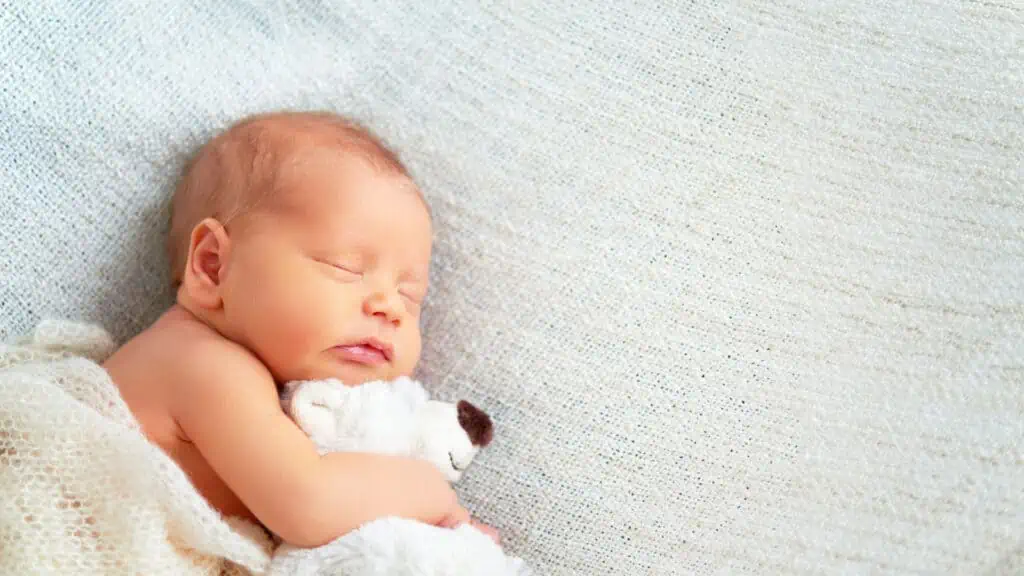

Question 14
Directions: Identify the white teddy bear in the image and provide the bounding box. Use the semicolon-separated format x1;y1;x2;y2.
269;377;531;576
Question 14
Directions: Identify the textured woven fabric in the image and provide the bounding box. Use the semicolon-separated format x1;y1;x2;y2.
1;2;1021;574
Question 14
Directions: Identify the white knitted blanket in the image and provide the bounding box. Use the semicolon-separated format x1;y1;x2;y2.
0;320;273;575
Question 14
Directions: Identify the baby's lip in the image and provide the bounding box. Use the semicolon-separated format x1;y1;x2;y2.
333;337;394;364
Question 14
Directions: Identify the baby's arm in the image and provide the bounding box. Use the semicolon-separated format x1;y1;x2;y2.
171;338;468;547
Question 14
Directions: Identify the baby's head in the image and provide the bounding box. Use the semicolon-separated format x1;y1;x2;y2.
169;111;432;385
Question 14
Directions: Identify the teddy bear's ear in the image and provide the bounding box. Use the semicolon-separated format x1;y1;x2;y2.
457;401;493;447
286;380;341;444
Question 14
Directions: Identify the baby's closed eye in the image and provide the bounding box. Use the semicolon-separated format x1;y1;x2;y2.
314;257;363;281
398;284;427;307
399;287;423;299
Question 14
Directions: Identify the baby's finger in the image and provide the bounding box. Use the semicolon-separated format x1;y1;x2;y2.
453;505;471;525
439;505;471;528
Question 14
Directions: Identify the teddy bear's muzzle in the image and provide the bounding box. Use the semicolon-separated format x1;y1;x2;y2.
456;400;493;447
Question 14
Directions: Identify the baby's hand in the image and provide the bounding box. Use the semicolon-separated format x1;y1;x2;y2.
436;503;471;529
436;506;500;545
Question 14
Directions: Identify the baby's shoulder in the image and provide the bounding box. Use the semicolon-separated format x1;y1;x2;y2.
146;314;276;411
170;323;272;386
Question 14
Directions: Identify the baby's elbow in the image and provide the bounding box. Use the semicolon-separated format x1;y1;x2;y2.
271;488;358;548
269;505;326;548
272;511;336;548
276;522;336;549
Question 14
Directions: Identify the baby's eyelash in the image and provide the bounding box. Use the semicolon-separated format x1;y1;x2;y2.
399;289;424;304
314;257;363;277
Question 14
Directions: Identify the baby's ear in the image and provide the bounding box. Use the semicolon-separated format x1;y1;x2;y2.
181;217;230;309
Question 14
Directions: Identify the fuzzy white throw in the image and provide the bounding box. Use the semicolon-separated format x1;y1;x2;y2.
0;319;274;575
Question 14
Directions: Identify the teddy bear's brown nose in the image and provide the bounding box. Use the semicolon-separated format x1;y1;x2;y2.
457;400;493;447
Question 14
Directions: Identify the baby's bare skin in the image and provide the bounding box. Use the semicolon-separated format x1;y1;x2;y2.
105;307;259;523
103;114;497;547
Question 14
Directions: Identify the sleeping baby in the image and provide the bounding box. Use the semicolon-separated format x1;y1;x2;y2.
102;111;499;547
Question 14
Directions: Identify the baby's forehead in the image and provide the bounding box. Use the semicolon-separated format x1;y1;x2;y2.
271;152;429;220
243;113;424;209
268;155;433;260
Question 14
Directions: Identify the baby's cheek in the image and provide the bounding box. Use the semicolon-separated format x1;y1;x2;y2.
396;330;423;377
254;283;326;363
282;293;334;345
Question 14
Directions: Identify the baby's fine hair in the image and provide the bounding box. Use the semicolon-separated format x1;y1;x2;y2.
167;111;413;285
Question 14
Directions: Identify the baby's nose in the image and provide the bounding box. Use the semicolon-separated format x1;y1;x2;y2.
457;400;493;447
363;291;401;326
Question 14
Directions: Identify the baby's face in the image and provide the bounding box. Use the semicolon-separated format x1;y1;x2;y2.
220;155;432;385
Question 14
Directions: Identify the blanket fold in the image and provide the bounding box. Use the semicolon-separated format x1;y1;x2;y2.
0;320;273;575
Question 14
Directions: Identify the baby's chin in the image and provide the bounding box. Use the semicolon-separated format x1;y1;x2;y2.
278;358;409;387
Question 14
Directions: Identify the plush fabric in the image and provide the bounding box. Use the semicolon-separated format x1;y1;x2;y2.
1;2;1021;574
272;378;527;575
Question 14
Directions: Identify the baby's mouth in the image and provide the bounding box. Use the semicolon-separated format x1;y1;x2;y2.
332;339;393;365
